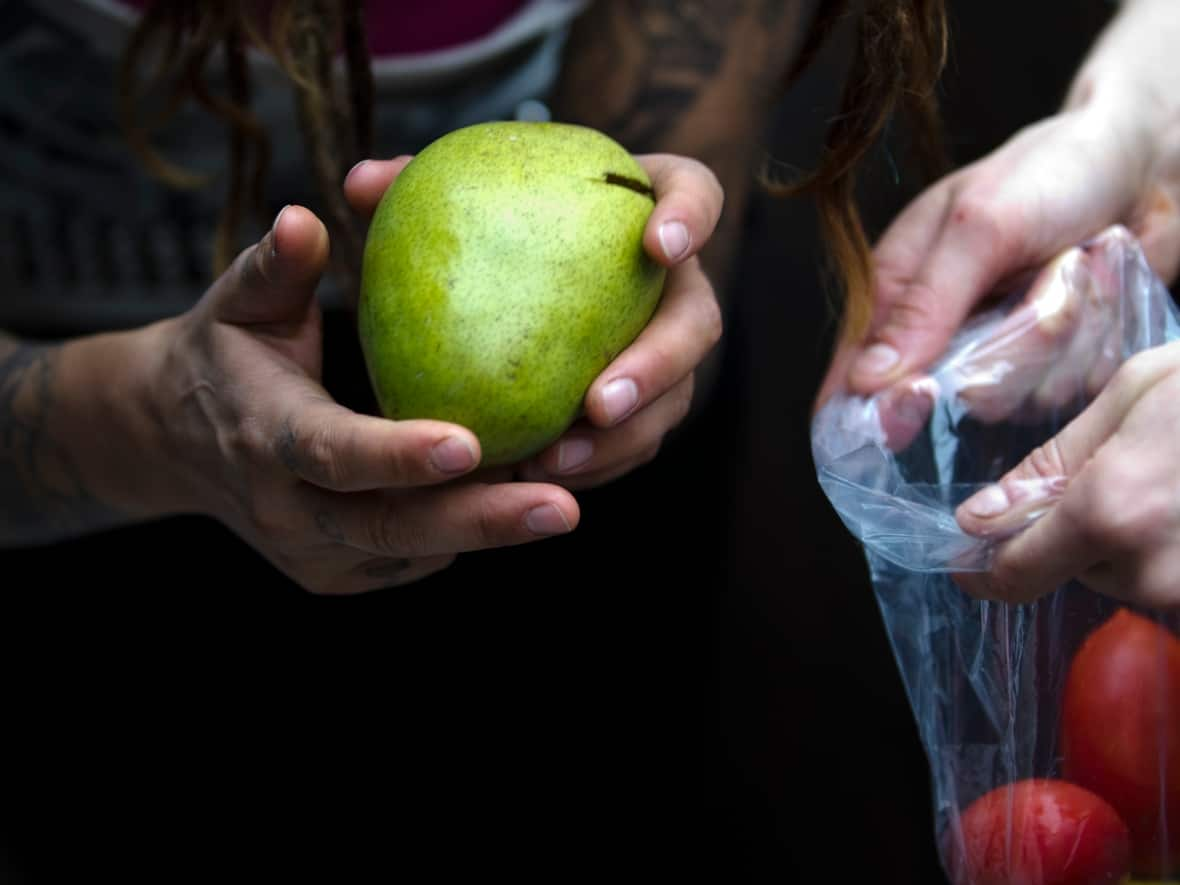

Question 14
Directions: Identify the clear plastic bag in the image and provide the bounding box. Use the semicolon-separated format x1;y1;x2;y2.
811;225;1180;883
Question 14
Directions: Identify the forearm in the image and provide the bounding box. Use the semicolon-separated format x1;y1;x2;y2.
1065;0;1180;161
0;324;186;546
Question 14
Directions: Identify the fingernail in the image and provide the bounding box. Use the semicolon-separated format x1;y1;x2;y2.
270;204;290;257
345;159;369;183
430;436;476;474
658;221;691;261
601;378;639;424
965;484;1010;519
526;504;572;536
854;343;900;377
556;438;593;473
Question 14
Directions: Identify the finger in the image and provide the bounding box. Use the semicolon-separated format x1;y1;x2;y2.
1078;551;1180;611
950;570;1047;606
948;247;1087;423
636;153;724;265
275;394;482;491
207;205;330;326
815;184;955;406
327;481;580;558
1080;227;1136;397
875;375;939;452
1033;248;1120;410
523;374;694;482
343;156;414;219
533;447;662;492
956;344;1179;541
582;258;721;427
849;190;1026;393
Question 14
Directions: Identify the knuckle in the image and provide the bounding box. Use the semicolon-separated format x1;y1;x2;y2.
1070;456;1162;552
472;498;504;548
367;507;425;558
696;288;724;347
300;421;346;488
1017;437;1070;482
881;286;956;339
949;192;1012;257
1108;348;1164;403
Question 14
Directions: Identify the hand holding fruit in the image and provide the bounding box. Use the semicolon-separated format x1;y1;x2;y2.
137;125;722;594
145;203;581;594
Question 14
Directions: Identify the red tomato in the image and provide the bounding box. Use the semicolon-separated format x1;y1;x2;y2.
1062;609;1180;877
945;779;1130;885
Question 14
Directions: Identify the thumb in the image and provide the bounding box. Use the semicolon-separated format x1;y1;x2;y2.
208;205;331;326
955;344;1176;543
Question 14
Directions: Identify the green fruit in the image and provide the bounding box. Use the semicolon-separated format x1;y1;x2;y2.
358;121;667;466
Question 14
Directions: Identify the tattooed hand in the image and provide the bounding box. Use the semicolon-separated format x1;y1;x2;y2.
0;143;723;592
146;203;579;594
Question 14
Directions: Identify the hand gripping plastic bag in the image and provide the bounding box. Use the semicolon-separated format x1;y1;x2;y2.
811;225;1180;884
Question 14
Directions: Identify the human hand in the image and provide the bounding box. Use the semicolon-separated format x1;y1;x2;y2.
345;152;724;490
150;202;579;594
953;339;1180;610
816;100;1180;413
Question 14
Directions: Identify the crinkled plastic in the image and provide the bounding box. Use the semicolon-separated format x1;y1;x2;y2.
812;225;1180;883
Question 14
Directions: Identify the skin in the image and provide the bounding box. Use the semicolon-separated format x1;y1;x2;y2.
550;0;818;413
0;152;722;594
816;0;1180;607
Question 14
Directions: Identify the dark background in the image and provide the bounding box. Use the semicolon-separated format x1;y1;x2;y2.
1;3;1117;882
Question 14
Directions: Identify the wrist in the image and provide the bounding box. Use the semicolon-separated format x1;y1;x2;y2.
1064;74;1166;192
59;319;203;523
1064;1;1180;173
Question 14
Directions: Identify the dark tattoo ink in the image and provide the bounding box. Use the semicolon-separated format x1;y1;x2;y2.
0;339;121;543
361;558;413;580
314;508;346;543
277;418;300;474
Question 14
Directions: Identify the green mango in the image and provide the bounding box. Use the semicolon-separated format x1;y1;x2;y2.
358;121;667;466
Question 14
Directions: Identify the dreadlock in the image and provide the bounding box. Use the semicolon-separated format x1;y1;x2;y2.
118;0;374;295
768;0;950;343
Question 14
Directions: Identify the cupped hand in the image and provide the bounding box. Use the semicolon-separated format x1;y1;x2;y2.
816;102;1180;412
151;200;578;594
345;152;725;490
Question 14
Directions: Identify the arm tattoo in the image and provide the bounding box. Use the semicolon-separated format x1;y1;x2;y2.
598;3;735;151
0;337;122;544
553;0;800;151
552;0;808;288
